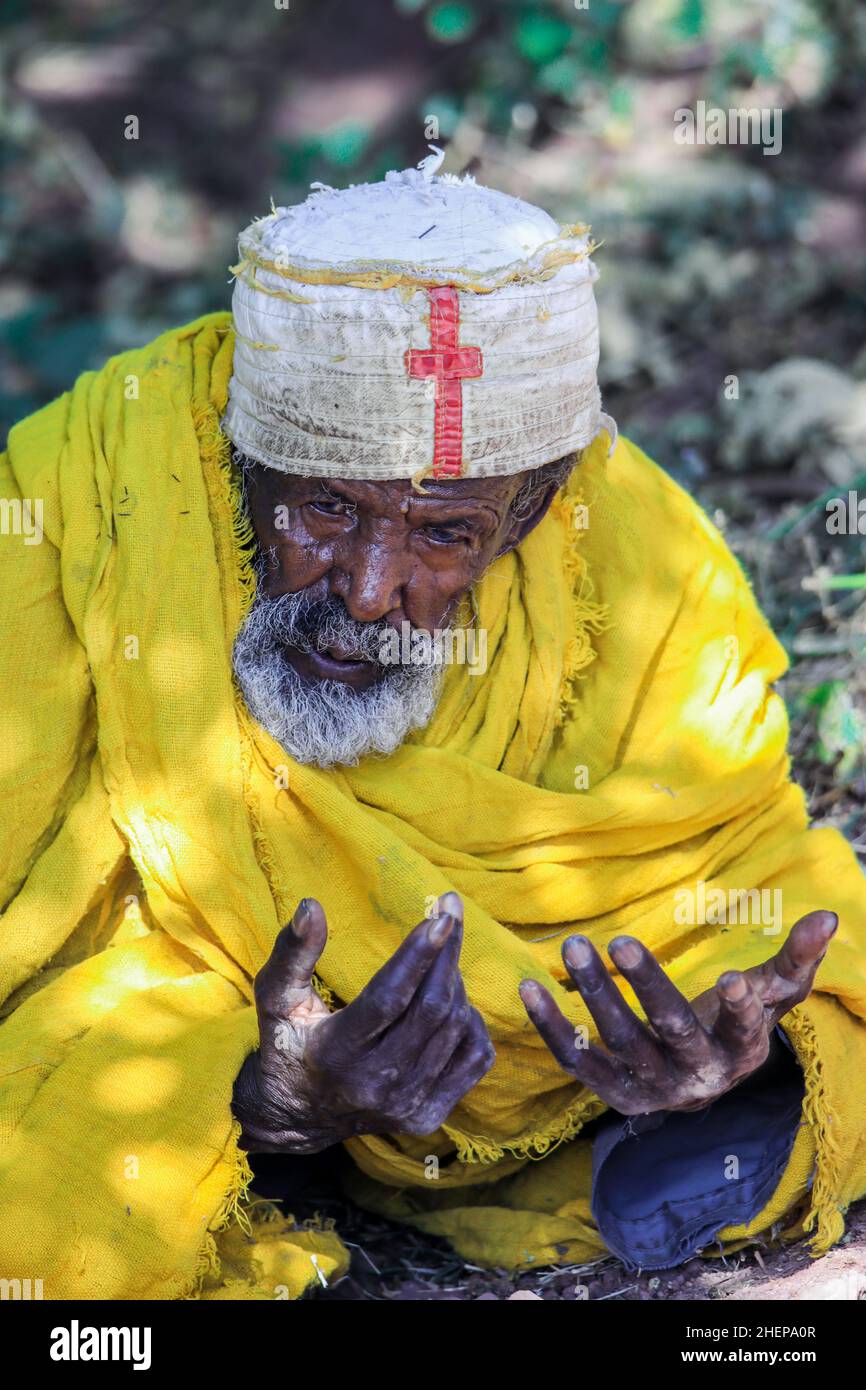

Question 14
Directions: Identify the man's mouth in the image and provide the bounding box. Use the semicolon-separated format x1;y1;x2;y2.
284;642;379;689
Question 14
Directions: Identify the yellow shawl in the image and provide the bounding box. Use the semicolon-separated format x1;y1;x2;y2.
1;314;865;1299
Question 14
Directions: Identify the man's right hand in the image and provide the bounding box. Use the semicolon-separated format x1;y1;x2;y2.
232;892;494;1153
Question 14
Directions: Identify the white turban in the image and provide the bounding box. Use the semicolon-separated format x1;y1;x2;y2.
222;148;614;482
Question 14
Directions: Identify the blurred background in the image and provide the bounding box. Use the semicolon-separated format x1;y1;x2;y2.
1;0;864;836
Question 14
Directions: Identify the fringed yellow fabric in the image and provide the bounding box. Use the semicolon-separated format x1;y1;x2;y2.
1;312;866;1298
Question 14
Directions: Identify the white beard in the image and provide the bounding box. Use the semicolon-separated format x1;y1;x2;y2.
232;587;445;768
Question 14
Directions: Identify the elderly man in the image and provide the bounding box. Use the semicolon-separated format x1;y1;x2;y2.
1;152;865;1300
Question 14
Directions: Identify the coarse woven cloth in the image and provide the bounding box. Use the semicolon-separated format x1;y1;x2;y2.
222;153;614;481
1;314;866;1297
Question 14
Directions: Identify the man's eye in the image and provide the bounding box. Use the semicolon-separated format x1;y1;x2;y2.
421;523;469;545
309;498;352;517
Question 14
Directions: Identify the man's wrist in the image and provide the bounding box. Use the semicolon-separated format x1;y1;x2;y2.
231;1050;340;1155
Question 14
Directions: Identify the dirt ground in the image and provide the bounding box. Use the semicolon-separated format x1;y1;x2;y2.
300;1191;866;1302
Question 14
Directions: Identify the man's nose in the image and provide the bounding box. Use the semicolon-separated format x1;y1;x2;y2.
330;543;408;623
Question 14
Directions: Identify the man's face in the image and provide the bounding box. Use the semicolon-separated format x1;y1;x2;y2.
233;459;562;767
244;467;524;691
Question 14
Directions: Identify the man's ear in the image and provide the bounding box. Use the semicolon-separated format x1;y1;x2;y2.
496;481;562;558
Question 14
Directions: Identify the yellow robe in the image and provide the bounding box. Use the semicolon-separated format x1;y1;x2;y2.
1;313;865;1299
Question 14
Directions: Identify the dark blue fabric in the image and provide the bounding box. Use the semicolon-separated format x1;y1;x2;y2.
589;1027;804;1269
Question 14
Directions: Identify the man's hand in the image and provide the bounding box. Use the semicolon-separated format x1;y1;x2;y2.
519;909;837;1115
233;892;494;1153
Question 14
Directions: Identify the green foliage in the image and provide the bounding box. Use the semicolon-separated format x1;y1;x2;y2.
427;3;478;43
318;123;372;166
802;681;866;779
513;12;573;66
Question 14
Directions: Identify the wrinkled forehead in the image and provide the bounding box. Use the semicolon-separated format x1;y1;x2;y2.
244;461;522;507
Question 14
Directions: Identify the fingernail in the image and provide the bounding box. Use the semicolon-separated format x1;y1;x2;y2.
436;891;463;921
519;979;541;1007
610;937;641;970
428;914;454;946
564;936;593;971
720;971;747;1001
293;899;312;933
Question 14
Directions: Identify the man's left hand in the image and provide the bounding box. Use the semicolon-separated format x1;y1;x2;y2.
519;909;837;1115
